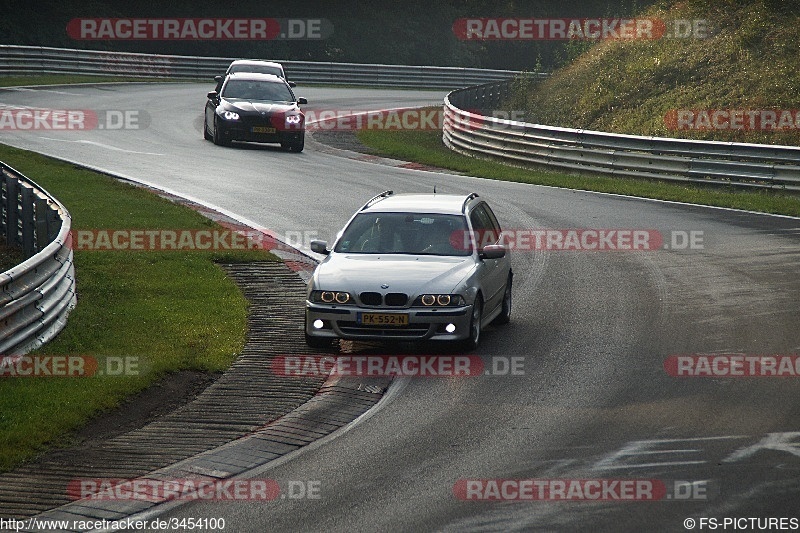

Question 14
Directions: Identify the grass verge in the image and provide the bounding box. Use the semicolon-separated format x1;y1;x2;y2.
0;237;24;272
356;125;800;217
507;1;800;146
0;144;277;471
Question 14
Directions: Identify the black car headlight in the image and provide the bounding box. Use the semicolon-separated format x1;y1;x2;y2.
222;111;240;121
310;290;353;304
413;294;466;307
285;113;303;127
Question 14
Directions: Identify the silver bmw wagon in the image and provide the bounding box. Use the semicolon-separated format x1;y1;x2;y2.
304;191;512;351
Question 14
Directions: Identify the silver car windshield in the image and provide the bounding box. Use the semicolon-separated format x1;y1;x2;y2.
334;213;472;256
222;80;293;102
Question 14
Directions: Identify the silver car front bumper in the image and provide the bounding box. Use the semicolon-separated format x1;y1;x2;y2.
305;303;472;341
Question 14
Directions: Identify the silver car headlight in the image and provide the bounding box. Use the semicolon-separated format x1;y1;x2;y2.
310;290;353;304
413;294;466;307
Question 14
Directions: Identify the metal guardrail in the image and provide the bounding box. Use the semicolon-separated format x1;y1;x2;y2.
444;80;800;191
0;163;76;355
0;45;523;89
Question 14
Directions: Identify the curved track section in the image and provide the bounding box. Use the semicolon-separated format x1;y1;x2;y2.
1;83;799;531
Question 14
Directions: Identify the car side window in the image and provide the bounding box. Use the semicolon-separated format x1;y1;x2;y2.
469;204;498;248
483;204;503;235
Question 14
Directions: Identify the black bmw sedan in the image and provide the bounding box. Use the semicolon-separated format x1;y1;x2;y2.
204;72;307;152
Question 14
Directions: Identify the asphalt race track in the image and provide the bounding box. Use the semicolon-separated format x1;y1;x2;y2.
2;83;800;532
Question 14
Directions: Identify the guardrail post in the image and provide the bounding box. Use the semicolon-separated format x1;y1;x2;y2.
46;205;61;243
5;173;19;247
34;196;49;253
1;166;7;238
20;183;34;257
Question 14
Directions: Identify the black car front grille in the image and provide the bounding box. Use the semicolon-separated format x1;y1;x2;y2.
358;292;409;307
359;292;383;306
239;114;275;126
384;293;408;307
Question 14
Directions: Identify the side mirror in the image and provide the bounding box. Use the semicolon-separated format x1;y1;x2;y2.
288;81;297;88
207;91;217;99
297;97;308;105
310;240;329;255
479;244;505;260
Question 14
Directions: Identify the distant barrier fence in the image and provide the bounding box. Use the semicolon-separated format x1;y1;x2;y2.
0;163;76;355
0;45;528;89
444;80;800;191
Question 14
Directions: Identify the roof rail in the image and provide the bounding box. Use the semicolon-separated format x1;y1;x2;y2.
462;192;479;213
361;190;393;210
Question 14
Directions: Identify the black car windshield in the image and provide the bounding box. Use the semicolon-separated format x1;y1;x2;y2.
229;65;283;77
334;213;472;256
222;80;293;101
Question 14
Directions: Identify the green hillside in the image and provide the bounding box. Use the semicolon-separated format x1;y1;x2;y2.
509;0;800;146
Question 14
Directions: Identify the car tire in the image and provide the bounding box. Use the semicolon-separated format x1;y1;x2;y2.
203;118;213;141
213;118;229;147
457;297;482;352
282;136;304;153
493;274;512;325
